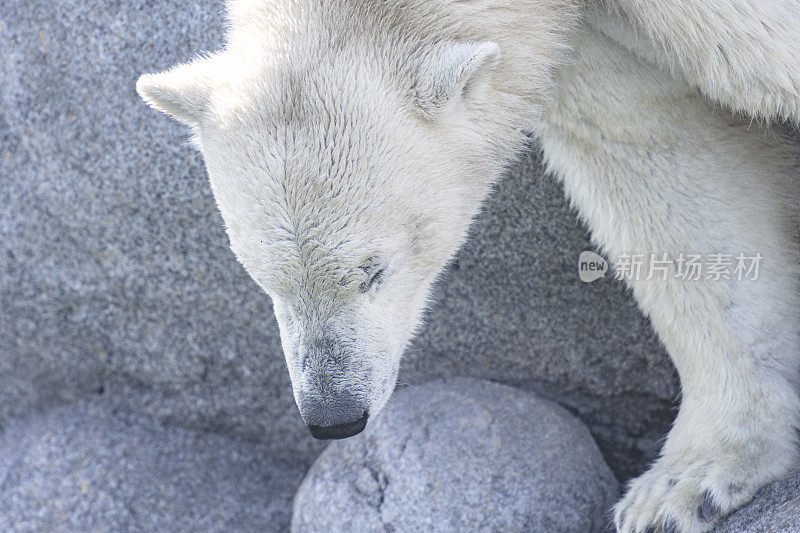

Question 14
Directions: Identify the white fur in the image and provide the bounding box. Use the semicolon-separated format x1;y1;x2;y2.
597;0;800;124
137;1;800;531
538;16;800;531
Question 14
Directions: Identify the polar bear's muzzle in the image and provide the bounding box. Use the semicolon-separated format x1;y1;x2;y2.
297;389;370;440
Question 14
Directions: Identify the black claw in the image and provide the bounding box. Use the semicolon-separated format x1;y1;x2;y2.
662;518;677;533
701;491;718;521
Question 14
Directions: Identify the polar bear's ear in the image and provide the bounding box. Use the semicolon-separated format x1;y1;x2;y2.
414;41;500;118
136;59;215;126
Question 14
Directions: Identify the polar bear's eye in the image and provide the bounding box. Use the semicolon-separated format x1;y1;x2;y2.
359;260;387;293
370;267;386;287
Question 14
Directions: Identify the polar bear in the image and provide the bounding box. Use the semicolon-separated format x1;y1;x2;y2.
136;1;800;531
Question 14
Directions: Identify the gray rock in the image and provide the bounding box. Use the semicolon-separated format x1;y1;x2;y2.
0;398;308;532
1;0;677;482
714;469;800;532
292;378;619;533
0;0;324;469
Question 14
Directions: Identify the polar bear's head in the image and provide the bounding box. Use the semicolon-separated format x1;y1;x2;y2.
136;0;564;438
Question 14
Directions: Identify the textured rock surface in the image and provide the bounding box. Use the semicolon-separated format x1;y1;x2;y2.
714;469;800;532
292;379;619;533
0;0;677;481
0;398;307;532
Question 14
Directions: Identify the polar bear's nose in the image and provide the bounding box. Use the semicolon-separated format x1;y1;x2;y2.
307;411;369;440
298;391;370;440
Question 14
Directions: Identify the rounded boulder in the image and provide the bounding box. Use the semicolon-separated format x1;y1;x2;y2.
292;378;618;532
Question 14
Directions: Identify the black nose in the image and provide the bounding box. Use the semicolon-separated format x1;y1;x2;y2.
307;411;369;440
298;390;370;440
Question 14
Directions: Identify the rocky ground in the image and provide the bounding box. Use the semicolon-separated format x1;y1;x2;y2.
0;379;797;532
0;400;307;531
1;1;798;531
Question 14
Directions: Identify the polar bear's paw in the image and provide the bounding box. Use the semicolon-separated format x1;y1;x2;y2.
612;454;760;533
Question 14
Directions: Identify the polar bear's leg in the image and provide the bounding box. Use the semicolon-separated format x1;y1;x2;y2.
594;0;800;124
537;24;800;533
